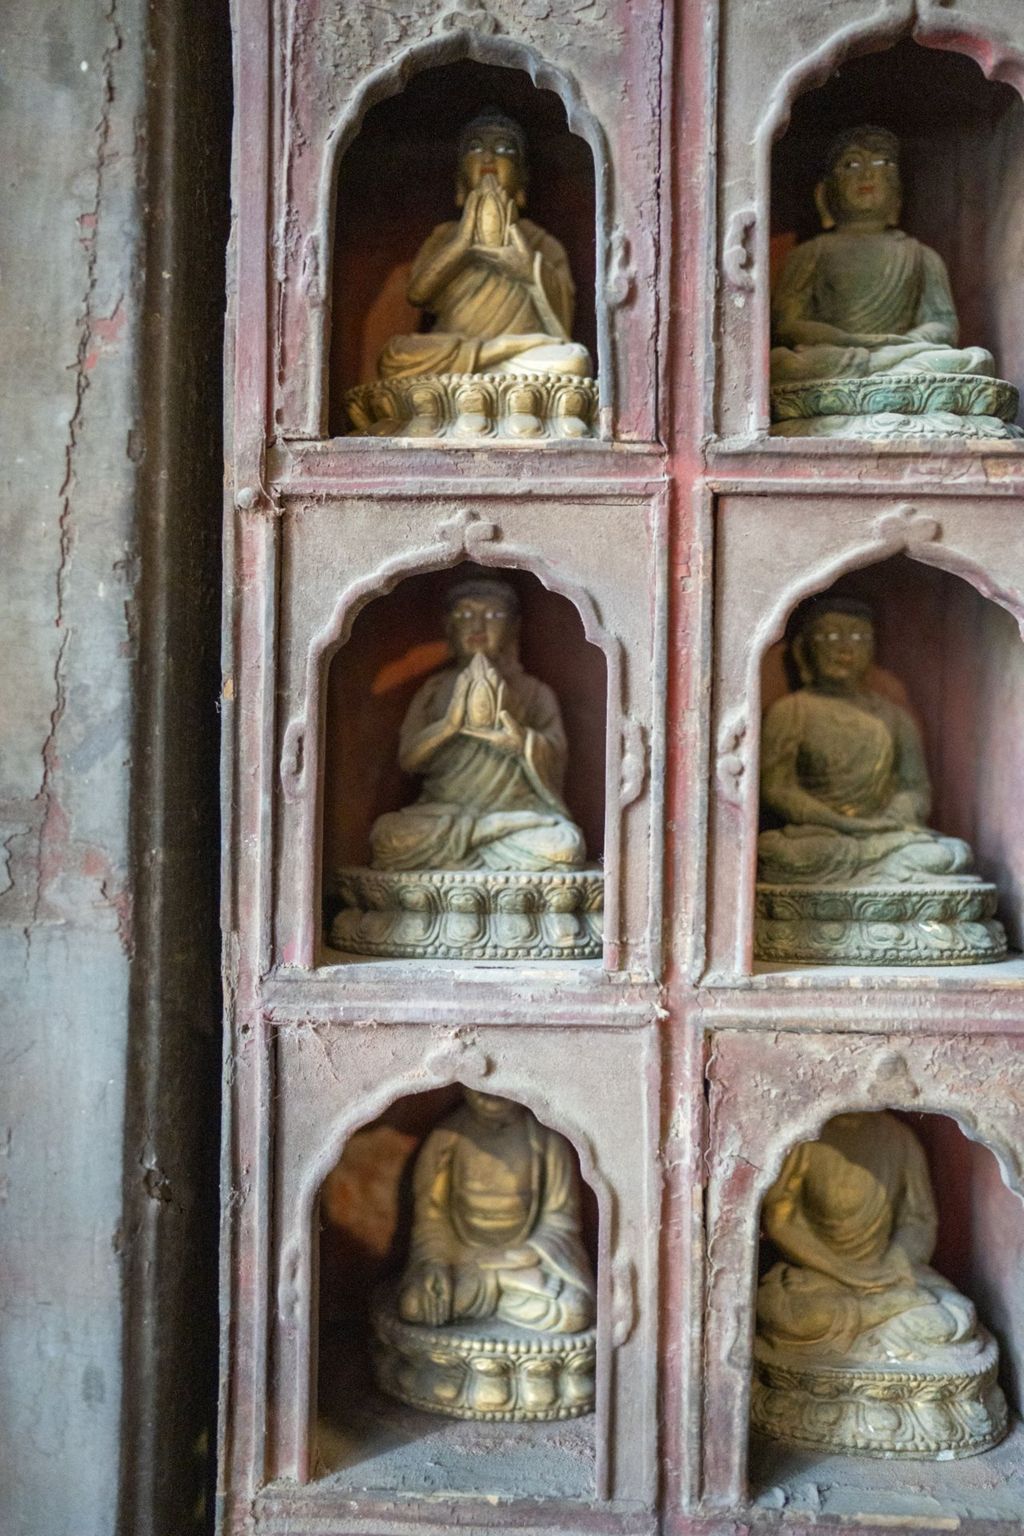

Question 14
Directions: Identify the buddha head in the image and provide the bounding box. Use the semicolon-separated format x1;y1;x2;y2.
815;125;902;232
463;1088;528;1128
456;109;529;209
791;598;875;692
445;576;520;666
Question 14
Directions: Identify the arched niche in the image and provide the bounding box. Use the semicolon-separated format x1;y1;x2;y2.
747;1110;1024;1515
758;553;1024;953
327;57;600;435
768;36;1024;424
321;562;609;949
314;1085;601;1496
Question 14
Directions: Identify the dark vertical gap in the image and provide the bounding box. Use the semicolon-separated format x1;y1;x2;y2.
119;1;232;1533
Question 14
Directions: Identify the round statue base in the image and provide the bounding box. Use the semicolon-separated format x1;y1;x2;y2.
770;372;1022;440
754;881;1007;966
752;1334;1007;1459
345;371;598;441
328;866;603;960
370;1284;596;1422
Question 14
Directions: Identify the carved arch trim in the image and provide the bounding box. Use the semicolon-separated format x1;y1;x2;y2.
284;519;627;967
307;31;614;434
278;1061;617;1492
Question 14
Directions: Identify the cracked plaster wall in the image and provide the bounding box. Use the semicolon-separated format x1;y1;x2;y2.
0;4;147;1533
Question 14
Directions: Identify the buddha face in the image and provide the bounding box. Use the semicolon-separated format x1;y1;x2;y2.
819;138;901;230
446;592;517;664
464;1089;526;1128
799;610;875;691
458;121;526;204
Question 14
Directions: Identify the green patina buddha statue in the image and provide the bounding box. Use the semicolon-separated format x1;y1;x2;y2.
754;599;1006;964
769;127;1020;437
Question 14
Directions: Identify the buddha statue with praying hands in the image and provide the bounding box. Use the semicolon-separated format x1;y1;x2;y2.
754;599;1006;964
345;110;598;440
769;127;1021;438
371;1089;596;1420
752;1112;1007;1458
329;577;603;960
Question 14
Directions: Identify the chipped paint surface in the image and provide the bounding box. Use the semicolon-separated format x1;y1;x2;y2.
0;3;145;1533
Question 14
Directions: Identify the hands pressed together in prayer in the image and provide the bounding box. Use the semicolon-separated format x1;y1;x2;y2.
444;657;527;759
454;177;539;286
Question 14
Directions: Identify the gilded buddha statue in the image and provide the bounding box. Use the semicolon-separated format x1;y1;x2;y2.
769;127;1020;438
346;110;597;439
753;1111;1007;1458
372;1089;597;1420
754;599;1006;964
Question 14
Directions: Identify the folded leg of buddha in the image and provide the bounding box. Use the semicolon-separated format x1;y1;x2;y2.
753;1114;1006;1457
377;220;591;384
758;1260;979;1363
770;234;997;385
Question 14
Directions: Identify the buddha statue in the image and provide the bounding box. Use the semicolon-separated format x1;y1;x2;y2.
754;599;1006;964
769;127;1020;438
329;577;603;960
753;1112;1007;1457
345;110;597;439
371;1089;597;1420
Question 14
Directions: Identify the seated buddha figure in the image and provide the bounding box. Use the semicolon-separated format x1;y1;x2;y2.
351;110;594;438
755;599;1005;964
759;599;975;886
759;1113;977;1362
397;1089;595;1335
753;1112;1006;1457
769;127;1017;437
369;577;588;874
379;110;589;385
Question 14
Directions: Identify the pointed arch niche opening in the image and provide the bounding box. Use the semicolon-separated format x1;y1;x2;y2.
747;1110;1024;1517
768;36;1024;430
313;1085;602;1499
320;562;609;961
756;553;1024;965
327;57;601;437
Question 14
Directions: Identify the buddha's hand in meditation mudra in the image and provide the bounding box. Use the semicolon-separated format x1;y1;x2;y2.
394;1091;596;1336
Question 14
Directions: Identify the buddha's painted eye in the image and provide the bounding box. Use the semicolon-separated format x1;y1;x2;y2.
485;610;508;621
466;140;483;154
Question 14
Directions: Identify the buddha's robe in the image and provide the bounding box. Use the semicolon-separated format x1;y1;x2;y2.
771;230;994;385
758;688;976;885
398;1105;595;1334
370;663;587;872
758;1114;978;1362
377;217;590;380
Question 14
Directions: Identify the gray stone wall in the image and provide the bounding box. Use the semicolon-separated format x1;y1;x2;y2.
0;4;227;1533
